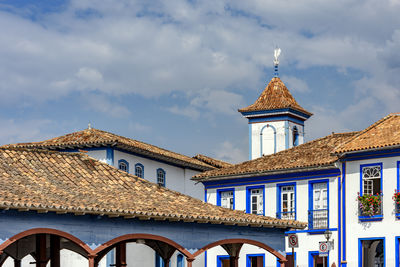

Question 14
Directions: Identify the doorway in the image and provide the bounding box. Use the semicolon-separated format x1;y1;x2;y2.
309;251;328;267
246;254;265;267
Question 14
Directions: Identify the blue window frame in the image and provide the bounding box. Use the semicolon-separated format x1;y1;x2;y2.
358;237;385;267
217;255;230;267
308;179;329;230
246;253;265;267
246;185;265;215
217;188;235;209
276;183;296;220
359;163;383;221
397;161;400;219
118;159;129;173
177;254;184;267
396;236;400;267
135;163;144;178
308;251;328;267
157;168;166;187
360;163;383;196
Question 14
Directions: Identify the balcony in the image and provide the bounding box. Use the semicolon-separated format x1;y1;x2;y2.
308;209;328;229
276;211;296;220
358;194;383;222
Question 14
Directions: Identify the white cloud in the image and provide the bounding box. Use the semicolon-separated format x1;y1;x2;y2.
213;141;247;164
85;94;131;118
0;118;53;145
281;75;310;93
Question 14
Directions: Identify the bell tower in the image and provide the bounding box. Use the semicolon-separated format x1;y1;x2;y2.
239;49;312;160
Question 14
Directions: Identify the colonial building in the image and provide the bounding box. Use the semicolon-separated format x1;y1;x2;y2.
193;68;400;267
0;147;305;267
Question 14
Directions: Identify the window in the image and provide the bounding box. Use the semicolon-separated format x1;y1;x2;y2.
308;181;328;229
359;238;384;267
217;189;234;209
277;184;296;220
118;159;129;173
157;168;165;187
135;163;144;178
246;186;264;215
361;164;382;195
177;254;184;267
155;252;164;267
293;126;299;147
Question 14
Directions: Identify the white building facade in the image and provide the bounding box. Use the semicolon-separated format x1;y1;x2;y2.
195;72;400;267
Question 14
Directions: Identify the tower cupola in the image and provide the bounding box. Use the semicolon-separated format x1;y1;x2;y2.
239;49;312;160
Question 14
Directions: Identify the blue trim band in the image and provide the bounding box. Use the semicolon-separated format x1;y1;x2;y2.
285;228;337;234
203;169;340;189
241;108;311;120
249;115;305;126
341;147;400;161
342;162;346;265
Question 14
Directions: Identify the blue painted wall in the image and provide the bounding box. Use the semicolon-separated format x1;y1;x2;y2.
0;210;286;253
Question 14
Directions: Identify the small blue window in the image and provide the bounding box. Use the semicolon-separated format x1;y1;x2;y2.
157;168;166;187
135;163;144;178
293;126;299;147
177;254;184;267
118;159;129;173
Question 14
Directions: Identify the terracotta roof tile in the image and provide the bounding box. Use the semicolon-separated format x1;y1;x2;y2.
238;77;312;116
0;148;305;229
193;132;357;181
334;113;400;154
6;128;214;171
192;154;233;169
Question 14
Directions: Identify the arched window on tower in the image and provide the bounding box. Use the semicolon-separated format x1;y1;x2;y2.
157;168;166;187
118;159;129;173
293;126;299;147
135;163;144;178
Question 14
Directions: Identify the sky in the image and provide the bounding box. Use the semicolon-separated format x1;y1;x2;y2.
0;0;399;163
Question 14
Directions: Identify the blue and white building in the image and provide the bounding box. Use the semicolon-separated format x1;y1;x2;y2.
193;71;400;267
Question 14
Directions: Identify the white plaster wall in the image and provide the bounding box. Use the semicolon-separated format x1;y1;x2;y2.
113;150;204;200
251;121;286;159
87;150;107;163
345;156;400;267
206;176;339;267
125;243;155;267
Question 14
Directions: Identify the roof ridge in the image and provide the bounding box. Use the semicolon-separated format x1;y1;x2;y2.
333;114;396;153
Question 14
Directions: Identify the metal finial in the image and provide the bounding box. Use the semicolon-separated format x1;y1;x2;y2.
88;123;91;130
273;47;281;77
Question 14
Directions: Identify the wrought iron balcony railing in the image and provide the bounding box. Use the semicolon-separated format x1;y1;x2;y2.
308;209;328;229
276;211;296;220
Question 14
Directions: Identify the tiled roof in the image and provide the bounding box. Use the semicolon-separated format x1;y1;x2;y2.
193;132;358;181
0;148;305;229
238;77;312;116
334;113;400;154
6;128;214;171
193;154;233;169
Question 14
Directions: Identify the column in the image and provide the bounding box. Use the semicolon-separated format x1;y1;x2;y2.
50;235;60;267
36;234;47;267
229;256;239;267
14;259;21;267
186;258;194;267
116;243;127;267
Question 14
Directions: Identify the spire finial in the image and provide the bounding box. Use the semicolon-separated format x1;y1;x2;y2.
88;123;91;130
273;47;281;77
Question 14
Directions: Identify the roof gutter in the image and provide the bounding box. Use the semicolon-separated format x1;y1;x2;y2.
334;144;400;159
193;164;338;182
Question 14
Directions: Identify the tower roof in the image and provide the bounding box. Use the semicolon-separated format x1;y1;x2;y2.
238;77;312;117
